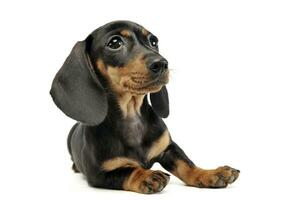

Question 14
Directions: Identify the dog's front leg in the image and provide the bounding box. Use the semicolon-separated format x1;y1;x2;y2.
87;165;170;194
158;142;240;188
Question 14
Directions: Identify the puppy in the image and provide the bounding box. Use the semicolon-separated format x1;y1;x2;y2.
50;21;239;194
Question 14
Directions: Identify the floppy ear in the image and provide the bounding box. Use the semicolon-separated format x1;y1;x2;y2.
150;86;169;118
50;39;108;126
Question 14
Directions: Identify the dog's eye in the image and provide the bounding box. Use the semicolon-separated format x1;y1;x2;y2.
107;36;123;49
149;35;158;48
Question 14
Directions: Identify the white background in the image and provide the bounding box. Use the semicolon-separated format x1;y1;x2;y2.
0;0;287;199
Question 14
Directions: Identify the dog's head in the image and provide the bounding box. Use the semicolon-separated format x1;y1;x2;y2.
50;21;169;125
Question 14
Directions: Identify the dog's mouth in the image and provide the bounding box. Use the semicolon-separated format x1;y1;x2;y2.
123;71;169;93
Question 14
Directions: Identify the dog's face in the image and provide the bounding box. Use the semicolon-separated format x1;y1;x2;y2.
89;21;169;94
51;21;169;125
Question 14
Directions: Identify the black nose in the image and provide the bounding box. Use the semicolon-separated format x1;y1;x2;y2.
149;59;168;74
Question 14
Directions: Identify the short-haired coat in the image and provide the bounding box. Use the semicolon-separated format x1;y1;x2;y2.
50;21;239;194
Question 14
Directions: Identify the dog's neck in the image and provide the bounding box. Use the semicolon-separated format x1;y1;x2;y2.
107;90;147;147
116;92;145;118
105;79;146;118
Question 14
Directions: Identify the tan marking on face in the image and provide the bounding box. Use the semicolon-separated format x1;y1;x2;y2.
96;56;168;118
120;29;131;37
147;130;170;160
106;55;147;87
106;55;165;94
104;55;152;117
142;28;149;36
101;157;140;171
96;58;109;79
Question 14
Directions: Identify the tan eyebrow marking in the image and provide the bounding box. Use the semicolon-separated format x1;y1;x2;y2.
142;29;149;36
120;29;132;37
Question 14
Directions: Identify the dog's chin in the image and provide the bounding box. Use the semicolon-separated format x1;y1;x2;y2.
124;75;169;94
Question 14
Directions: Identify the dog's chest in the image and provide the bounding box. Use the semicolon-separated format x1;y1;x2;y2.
121;116;146;146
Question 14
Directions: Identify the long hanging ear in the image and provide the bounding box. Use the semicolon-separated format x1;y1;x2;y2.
150;86;169;118
50;39;108;126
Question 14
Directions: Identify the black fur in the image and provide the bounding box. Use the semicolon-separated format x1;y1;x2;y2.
50;41;108;125
51;21;195;192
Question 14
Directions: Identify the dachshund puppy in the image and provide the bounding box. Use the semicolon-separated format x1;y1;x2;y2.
50;21;239;194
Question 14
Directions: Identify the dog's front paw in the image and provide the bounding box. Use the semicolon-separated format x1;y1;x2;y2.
195;166;240;188
124;168;170;194
138;170;170;194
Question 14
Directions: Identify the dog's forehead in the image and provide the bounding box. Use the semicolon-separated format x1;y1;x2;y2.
91;21;150;38
105;21;142;31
